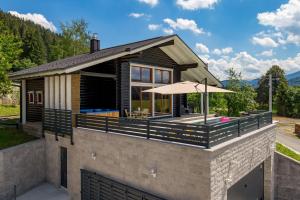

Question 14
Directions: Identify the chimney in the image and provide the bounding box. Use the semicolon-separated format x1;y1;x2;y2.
90;33;100;53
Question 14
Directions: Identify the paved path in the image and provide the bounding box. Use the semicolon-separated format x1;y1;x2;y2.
17;183;69;200
276;130;300;153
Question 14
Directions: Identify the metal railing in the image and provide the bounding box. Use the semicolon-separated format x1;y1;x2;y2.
75;111;272;148
42;108;73;144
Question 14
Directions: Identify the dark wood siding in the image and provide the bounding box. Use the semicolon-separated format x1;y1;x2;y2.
119;62;130;117
80;75;116;109
130;48;177;68
26;78;44;122
173;67;181;117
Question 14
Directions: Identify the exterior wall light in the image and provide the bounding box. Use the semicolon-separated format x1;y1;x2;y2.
91;152;97;160
150;168;157;178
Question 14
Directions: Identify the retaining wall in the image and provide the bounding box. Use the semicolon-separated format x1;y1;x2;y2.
0;139;46;199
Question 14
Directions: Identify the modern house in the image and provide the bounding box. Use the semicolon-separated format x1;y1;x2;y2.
9;35;276;200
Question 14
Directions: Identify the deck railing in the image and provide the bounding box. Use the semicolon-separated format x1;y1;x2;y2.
43;108;73;144
75;111;272;148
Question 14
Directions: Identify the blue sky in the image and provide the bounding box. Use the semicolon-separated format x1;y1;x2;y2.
1;0;300;80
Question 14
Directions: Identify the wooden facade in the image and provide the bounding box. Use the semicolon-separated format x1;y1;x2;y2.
26;78;44;122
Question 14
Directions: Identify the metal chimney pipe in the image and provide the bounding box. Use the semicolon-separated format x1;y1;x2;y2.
90;33;100;53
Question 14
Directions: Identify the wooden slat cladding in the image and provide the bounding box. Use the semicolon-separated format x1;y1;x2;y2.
71;74;81;114
26;78;44;122
130;48;177;68
81;169;166;200
120;62;130;117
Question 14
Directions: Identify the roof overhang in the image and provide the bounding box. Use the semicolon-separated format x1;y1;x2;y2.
9;35;222;87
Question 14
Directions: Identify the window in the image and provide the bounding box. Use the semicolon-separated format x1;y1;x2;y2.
131;86;152;115
155;69;171;84
36;91;43;104
131;66;152;83
28;91;34;104
155;94;171;115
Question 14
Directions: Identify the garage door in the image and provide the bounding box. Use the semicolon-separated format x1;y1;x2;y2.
81;169;166;200
227;163;264;200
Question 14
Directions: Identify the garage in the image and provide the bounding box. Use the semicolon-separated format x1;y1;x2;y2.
81;169;165;200
227;163;264;200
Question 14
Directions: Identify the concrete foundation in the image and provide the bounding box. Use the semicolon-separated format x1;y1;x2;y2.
45;124;276;200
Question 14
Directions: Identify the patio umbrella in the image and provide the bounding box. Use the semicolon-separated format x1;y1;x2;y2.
142;81;233;94
143;80;234;124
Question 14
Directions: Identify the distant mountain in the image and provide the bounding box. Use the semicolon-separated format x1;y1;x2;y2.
221;70;300;87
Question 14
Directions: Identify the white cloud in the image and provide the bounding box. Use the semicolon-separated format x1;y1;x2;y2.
260;49;274;57
206;51;300;80
176;0;219;10
212;47;233;55
138;0;159;7
286;33;300;46
148;24;161;31
252;36;278;47
8;11;57;32
257;0;300;31
129;13;145;18
163;18;204;34
195;43;209;53
163;28;174;35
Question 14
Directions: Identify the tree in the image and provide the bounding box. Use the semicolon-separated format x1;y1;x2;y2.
0;30;23;96
225;68;258;116
257;65;287;109
60;19;90;57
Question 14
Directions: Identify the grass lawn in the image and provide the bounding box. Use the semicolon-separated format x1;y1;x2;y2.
276;142;300;162
0;105;20;117
0;127;37;150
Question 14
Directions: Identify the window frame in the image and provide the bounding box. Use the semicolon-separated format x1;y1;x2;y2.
28;91;35;104
36;91;43;105
131;66;152;83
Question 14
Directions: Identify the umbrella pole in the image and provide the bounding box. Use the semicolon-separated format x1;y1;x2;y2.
204;78;207;124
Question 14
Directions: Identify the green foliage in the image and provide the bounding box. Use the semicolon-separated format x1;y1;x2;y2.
0;127;36;150
257;65;288;108
0;105;20;116
225;68;258;116
276;86;300;118
276;143;300;162
0;10;90;96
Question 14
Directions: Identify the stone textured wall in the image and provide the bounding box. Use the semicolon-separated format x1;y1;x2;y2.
210;125;276;200
0;139;45;199
274;151;300;200
45;124;276;200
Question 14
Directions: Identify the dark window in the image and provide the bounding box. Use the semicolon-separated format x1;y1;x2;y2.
155;69;171;84
155;94;171;115
28;91;34;104
131;66;152;83
131;86;152;115
36;91;43;104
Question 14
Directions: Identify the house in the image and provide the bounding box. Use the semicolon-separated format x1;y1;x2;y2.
9;35;275;200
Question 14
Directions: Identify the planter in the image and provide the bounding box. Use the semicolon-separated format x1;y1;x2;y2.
295;124;300;136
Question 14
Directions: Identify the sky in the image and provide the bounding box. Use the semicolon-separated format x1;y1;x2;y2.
1;0;300;80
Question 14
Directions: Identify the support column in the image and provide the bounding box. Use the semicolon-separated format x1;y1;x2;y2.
207;93;209;115
200;93;204;115
21;80;26;124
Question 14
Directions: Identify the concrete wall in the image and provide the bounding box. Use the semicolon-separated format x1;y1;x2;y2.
0;139;46;200
210;125;276;200
274;151;300;200
45;124;276;200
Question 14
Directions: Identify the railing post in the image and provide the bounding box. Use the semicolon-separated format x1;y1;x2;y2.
55;110;58;141
75;114;78;128
105;117;108;133
70;112;74;145
206;125;210;149
147;120;150;139
257;114;260;129
237;119;241;137
42;109;45;138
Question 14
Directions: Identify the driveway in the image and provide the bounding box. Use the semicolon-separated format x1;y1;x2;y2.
17;183;69;200
276;131;300;153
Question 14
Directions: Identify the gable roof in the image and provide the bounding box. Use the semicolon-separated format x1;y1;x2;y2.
9;34;222;87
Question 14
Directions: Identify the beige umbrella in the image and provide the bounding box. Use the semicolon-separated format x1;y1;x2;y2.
143;81;234;94
143;80;233;124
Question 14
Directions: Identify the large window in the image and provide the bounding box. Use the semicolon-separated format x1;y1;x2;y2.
155;94;171;115
131;66;152;83
130;64;172;117
155;69;171;84
131;86;152;115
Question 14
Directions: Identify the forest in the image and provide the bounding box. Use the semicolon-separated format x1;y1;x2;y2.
0;10;90;96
